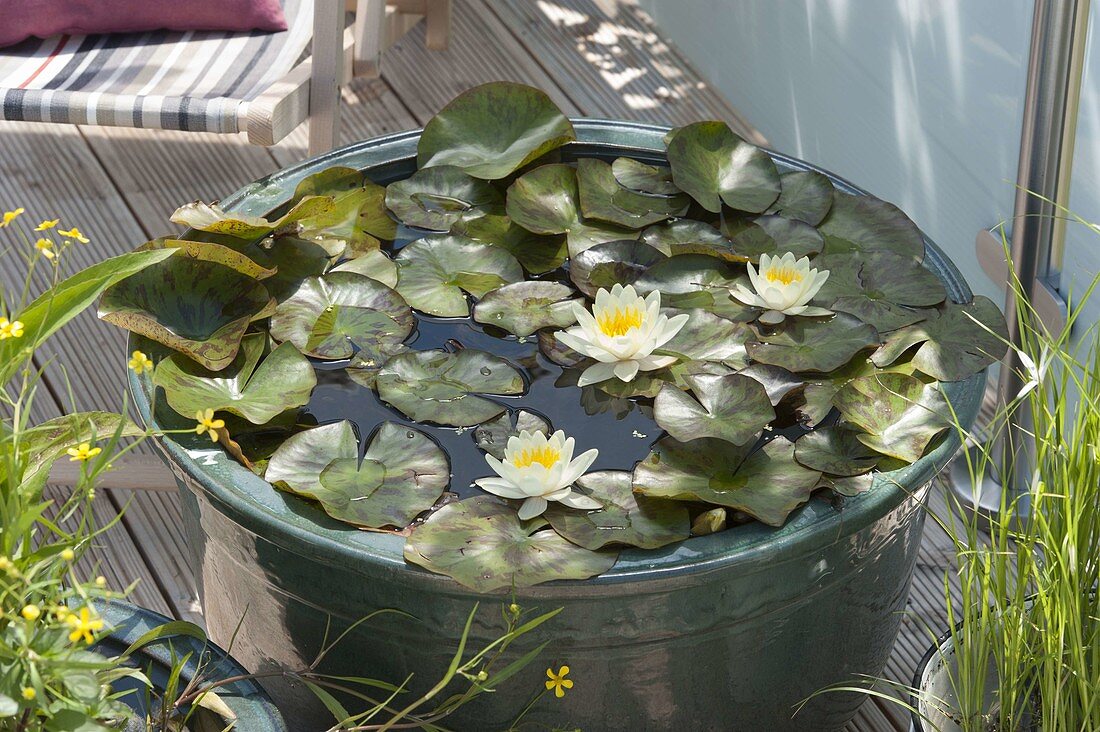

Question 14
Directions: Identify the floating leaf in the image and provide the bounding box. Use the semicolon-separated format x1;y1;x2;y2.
417;82;575;180
833;373;952;462
765;170;834;225
656;308;751;367
752;215;824;259
815;252;946;332
136;239;276;279
266;421;357;496
316;423;449;528
270;272;413;360
331;249;399;289
736;363;803;405
231;236;332;302
568;239;666;297
665;121;781;213
639;220;734;259
797;357;916;427
612;157;680;195
634;436;820;527
794;426;879;476
99;257;275;371
472;281;580;337
663;359;735;390
747;313;880;373
825;473;875;496
297;180;397;255
871;296;1008;381
172;197;333;240
538;330;586;368
292;166;366;199
403;495;618;591
818;191;925;261
154;334;316;424
634;253;741;296
474;410;551;459
454;214;567;274
545;471;690;550
394;235;524;317
385;165;504;231
653;373;774;445
577;158;688;228
376;349;525;426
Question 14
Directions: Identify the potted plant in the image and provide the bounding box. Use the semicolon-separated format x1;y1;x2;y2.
100;82;1008;730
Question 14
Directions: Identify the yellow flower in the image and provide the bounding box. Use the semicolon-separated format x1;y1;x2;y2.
545;665;574;698
0;207;24;227
0;556;10;570
66;442;102;462
60;549;75;562
35;218;59;231
58;227;89;244
21;604;40;621
0;317;25;339
65;606;104;644
95;576;107;587
34;238;56;260
21;687;35;701
195;409;225;442
128;350;154;374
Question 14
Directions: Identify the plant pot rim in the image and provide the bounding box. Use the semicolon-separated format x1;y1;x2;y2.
129;119;985;595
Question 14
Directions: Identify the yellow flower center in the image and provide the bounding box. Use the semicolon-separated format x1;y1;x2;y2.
596;306;644;337
763;266;803;286
511;445;561;469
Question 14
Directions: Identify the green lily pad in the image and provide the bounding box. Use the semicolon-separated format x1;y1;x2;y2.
569;239;666;297
474;410;551;459
634;253;741;296
765;170;835;225
663;359;735;390
472;281;580;337
376;349;525;426
818;192;925;262
453;214;567;274
653;373;774;445
385;165;504;231
270;272;413;360
634;436;821;527
815;252;945;332
752;215;825;259
794;426;880;476
747;313;880;373
394;235;524;317
612;157;680;195
403;495;619;591
154;334;316;424
331;249;399;289
99;257;276;371
538;330;586;368
797;356;916;427
834;373;952;463
171;197;334;240
545;471;690;550
665;121;781;213
871;296;1008;381
577;158;689;228
417;82;576;180
266;421;357;496
825;473;876;496
233;236;332;302
292;166;366;199
315;422;450;528
736;363;803;405
136;239;276;279
297;181;397;255
656;308;751;367
639;220;735;259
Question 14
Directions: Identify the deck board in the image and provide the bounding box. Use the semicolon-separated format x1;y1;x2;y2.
0;1;966;727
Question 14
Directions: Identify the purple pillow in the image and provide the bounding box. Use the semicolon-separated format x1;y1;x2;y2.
0;0;288;48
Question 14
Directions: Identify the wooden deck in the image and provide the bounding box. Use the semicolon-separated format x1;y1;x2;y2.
0;1;960;728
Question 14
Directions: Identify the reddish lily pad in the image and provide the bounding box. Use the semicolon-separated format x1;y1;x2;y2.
833;373;952;463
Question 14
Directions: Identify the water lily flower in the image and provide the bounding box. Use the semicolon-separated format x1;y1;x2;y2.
545;666;574;698
0;317;24;339
475;430;601;520
730;252;832;324
554;284;689;386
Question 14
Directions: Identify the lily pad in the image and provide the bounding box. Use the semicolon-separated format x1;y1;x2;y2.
871;296;1008;381
172;197;334;240
538;330;586;368
297;181;396;255
752;215;824;259
270;272;413;360
315;423;449;528
331;249;399;289
833;373;952;463
736;363;803;406
665;121;781;213
375;349;525;426
634;436;821;527
639;220;734;259
473;281;580;337
454;214;567;274
568;239;666;297
826;473;876;496
612;157;680;195
818;192;925;262
656;308;751;367
237;236;332;302
765;170;835;225
747;313;880;373
99;257;276;371
794;426;880;476
653;373;774;445
634;253;741;296
474;410;551;459
417;82;576;180
403;495;619;591
265;421;357;496
797;356;916;427
385;165;504;231
394;235;524;317
815;252;945;332
545;471;690;550
136;239;276;279
691;508;728;536
577;158;689;228
154;334;316;424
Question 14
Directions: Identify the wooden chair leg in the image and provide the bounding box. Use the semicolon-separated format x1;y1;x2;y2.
309;0;345;155
353;0;388;78
425;0;451;51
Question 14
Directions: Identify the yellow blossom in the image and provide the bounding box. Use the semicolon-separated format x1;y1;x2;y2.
0;317;25;339
34;219;59;231
60;549;75;562
21;605;40;622
66;442;102;462
0;556;10;570
21;687;35;701
0;208;24;227
58;227;89;244
195;409;225;442
65;606;104;644
95;576;107;587
545;665;574;698
34;238;56;260
128;350;154;374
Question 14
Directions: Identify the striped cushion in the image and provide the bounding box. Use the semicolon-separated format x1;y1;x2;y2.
0;0;312;134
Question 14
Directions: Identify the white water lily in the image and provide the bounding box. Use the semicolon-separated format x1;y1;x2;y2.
730;251;832;324
475;430;601;520
554;284;689;386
